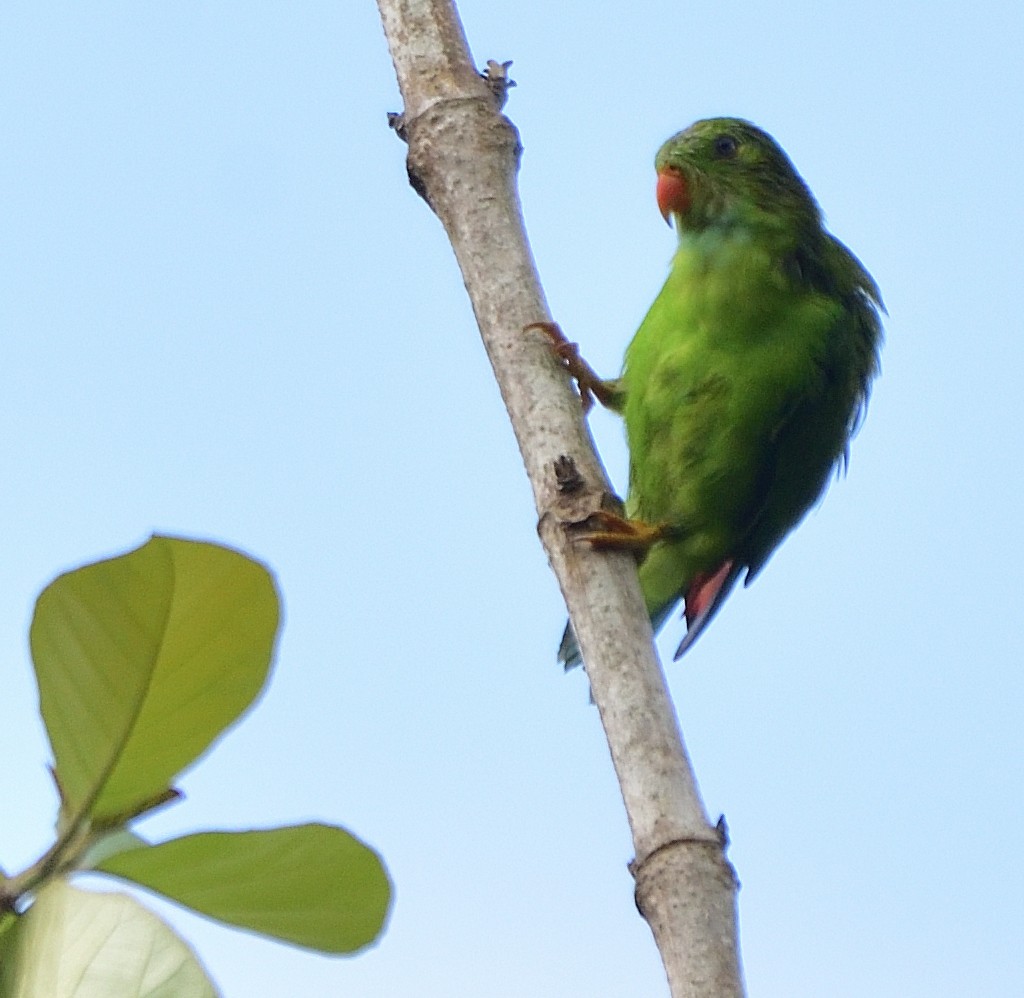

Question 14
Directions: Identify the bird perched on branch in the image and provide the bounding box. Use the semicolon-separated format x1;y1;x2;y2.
540;117;883;667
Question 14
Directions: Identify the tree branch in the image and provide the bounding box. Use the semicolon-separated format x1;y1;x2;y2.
376;2;745;993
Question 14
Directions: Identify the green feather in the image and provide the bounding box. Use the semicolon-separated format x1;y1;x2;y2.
560;118;882;668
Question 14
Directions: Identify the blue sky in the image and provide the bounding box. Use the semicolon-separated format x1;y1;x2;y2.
1;2;1022;995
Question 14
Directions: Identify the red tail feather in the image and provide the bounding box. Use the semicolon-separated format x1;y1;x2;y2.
685;561;735;627
676;560;741;659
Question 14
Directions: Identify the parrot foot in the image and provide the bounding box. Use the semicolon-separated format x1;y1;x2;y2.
526;321;622;413
573;510;674;553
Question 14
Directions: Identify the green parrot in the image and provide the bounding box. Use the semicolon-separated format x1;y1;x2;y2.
551;117;883;667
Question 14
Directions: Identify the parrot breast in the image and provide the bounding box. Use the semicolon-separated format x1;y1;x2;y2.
622;222;867;658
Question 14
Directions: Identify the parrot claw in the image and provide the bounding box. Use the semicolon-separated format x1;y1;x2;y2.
526;321;622;413
571;510;675;554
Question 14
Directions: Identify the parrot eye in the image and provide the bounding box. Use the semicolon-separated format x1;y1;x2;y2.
712;134;739;159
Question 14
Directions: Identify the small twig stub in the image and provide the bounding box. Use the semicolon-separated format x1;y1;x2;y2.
481;59;516;110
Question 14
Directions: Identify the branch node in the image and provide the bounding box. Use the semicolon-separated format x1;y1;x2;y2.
629;829;732;881
716;813;730;847
480;59;516;110
553;454;585;494
631;832;741;928
386;110;408;142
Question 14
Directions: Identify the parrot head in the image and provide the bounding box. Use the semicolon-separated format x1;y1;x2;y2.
655;118;821;233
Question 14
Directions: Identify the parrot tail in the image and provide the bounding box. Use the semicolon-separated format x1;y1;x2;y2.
673;560;742;659
557;560;743;667
557;622;583;671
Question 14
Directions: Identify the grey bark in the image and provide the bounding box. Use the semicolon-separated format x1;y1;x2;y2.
375;3;745;994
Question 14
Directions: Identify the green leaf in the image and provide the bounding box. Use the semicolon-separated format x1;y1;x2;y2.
0;879;219;998
96;825;392;955
31;536;280;825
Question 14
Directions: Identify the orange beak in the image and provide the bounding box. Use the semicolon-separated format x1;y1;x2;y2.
656;168;689;225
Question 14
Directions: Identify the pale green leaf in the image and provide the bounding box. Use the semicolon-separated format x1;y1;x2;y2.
97;825;391;954
0;879;219;998
78;829;150;871
31;536;280;824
